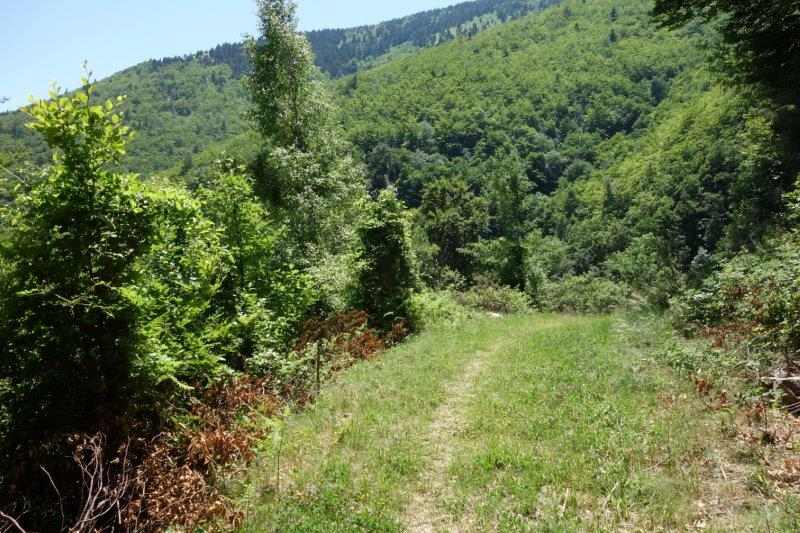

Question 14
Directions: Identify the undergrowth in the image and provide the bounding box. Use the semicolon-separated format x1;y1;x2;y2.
624;312;800;528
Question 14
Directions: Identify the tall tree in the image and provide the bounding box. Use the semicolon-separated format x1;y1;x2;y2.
485;150;534;287
246;0;364;247
246;0;321;151
353;189;417;328
653;0;800;104
420;177;489;277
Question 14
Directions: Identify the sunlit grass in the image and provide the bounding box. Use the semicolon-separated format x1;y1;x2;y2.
238;314;795;531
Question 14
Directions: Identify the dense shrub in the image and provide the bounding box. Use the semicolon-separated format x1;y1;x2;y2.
409;290;474;329
0;80;318;529
465;237;526;290
0;84;159;525
351;189;417;328
604;233;684;308
539;275;630;314
455;280;531;315
127;185;233;394
671;231;800;355
198;159;316;361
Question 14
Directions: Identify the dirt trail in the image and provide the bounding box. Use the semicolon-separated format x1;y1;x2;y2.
402;348;491;533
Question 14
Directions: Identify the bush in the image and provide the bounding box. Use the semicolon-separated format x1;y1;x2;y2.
0;83;319;529
409;290;474;329
419;177;489;278
671;232;800;354
604;233;684;307
539;275;630;313
125;186;230;391
0;84;158;526
465;237;525;289
455;280;532;315
198;159;317;356
352;189;418;328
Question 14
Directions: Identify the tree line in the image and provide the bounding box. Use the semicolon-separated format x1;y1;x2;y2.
0;1;417;528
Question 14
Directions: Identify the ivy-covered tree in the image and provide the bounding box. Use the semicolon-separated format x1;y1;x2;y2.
353;189;417;328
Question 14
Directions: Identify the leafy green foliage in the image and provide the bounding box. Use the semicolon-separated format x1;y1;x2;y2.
653;0;800;104
339;0;757;298
246;0;367;264
340;0;702;202
0;83;155;485
352;189;417;327
408;290;475;330
129;185;233;388
247;0;320;151
0;78;318;528
419;177;488;278
455;280;531;314
539;275;630;314
197;159;316;363
672;226;800;356
604;233;682;307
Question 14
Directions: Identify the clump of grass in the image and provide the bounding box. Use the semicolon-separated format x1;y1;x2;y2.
238;313;800;531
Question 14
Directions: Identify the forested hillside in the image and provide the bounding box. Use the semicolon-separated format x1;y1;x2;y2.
338;0;797;305
0;0;560;175
0;58;251;175
2;0;800;529
307;0;561;76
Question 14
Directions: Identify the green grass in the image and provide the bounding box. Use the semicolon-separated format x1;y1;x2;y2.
238;314;794;531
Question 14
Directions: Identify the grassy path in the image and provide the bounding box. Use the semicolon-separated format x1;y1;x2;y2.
238;314;787;532
402;344;489;533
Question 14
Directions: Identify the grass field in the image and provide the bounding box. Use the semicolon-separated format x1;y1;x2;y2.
237;314;799;532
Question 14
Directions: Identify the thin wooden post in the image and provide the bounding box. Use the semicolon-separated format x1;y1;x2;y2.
315;347;321;396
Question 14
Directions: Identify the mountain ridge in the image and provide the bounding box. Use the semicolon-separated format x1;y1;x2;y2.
0;0;561;175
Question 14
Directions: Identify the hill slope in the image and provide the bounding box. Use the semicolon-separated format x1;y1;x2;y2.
307;0;561;77
0;0;561;175
339;0;704;202
2;0;787;287
336;0;788;295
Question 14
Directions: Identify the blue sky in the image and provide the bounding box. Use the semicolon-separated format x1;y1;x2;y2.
0;0;459;113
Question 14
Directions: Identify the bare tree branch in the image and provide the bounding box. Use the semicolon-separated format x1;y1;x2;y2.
40;466;65;531
69;434;135;533
0;511;27;533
